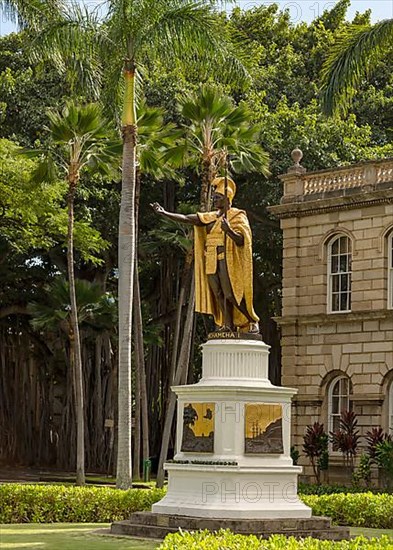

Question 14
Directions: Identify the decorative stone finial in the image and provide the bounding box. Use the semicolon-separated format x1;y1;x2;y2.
287;147;306;174
291;148;303;166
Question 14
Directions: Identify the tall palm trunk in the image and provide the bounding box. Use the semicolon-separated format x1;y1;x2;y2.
66;173;85;486
133;293;141;478
200;126;215;211
156;269;195;488
133;267;150;478
133;171;149;479
116;60;137;490
200;156;214;211
133;172;141;479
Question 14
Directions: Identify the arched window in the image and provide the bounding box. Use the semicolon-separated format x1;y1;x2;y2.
328;376;353;449
328;235;352;313
388;232;393;310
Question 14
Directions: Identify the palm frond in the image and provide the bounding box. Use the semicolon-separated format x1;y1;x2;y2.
176;83;270;178
0;0;65;29
181;84;234;123
321;19;393;116
28;277;114;331
26;101;120;183
31;154;59;183
101;52;125;124
29;3;107;100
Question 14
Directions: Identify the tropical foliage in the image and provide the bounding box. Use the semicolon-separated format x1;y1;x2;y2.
321;18;393;115
303;422;329;485
2;484;393;528
25;102;120;485
330;410;360;471
1;0;392;483
160;530;393;549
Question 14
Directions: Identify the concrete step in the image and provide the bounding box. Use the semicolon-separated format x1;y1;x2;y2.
130;511;332;531
111;521;179;539
111;513;350;541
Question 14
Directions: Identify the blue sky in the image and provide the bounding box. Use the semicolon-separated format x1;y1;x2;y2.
1;0;392;36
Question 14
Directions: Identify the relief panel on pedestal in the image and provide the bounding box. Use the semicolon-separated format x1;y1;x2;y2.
181;402;215;453
245;403;284;454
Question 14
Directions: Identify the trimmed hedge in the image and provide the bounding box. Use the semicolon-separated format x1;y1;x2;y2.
0;484;165;523
1;485;393;529
298;483;385;496
159;530;393;549
302;493;393;529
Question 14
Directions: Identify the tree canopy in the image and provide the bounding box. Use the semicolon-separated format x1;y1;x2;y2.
1;0;392;475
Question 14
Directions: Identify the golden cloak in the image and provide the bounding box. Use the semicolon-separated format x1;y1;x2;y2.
194;207;259;330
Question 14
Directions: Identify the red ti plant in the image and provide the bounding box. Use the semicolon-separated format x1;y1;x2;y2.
365;427;392;460
303;422;329;485
330;410;360;471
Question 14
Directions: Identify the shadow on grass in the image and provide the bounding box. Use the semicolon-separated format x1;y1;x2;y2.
0;523;159;549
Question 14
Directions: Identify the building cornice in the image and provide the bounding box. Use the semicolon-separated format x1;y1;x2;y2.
268;188;393;219
274;309;393;326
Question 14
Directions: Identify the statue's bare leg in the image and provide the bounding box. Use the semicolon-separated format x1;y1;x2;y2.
215;259;259;333
207;270;234;330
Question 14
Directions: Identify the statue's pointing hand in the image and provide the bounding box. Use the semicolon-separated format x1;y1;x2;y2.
150;202;165;215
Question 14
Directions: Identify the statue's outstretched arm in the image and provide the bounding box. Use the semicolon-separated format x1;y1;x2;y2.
150;202;203;226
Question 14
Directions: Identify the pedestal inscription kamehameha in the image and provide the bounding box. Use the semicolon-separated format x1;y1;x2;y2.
151;176;259;334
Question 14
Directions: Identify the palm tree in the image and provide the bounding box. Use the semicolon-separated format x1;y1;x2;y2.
167;84;270;210
132;102;179;479
28;277;117;479
321;19;393;116
34;0;247;489
27;102;120;484
0;0;64;29
105;1;244;490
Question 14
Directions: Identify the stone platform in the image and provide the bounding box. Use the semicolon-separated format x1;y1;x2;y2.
111;512;351;541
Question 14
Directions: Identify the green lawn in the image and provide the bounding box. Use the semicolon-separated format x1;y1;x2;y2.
0;524;159;549
350;527;393;539
1;524;392;549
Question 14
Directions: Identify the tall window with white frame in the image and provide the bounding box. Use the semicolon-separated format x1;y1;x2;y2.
388;232;393;310
328;235;352;313
328;376;353;450
389;382;393;436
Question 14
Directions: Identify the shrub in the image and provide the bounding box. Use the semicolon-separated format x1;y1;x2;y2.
302;422;329;485
352;454;372;488
159;530;393;549
1;484;393;529
0;484;165;523
301;492;393;528
365;427;390;459
375;439;393;490
330;411;360;471
291;446;300;465
297;483;383;495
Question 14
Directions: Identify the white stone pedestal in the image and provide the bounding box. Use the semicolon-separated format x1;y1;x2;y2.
152;338;311;519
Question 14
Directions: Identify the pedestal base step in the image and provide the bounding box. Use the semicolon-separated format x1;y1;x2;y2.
111;512;350;541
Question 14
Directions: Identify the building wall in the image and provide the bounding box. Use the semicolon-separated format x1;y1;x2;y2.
270;159;393;480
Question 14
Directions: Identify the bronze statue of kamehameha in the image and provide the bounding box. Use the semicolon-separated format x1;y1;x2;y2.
151;176;259;334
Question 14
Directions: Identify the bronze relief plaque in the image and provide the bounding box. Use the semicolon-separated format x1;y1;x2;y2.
181;402;215;453
245;403;284;454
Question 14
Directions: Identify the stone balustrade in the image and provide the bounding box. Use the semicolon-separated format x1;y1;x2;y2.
279;152;393;203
